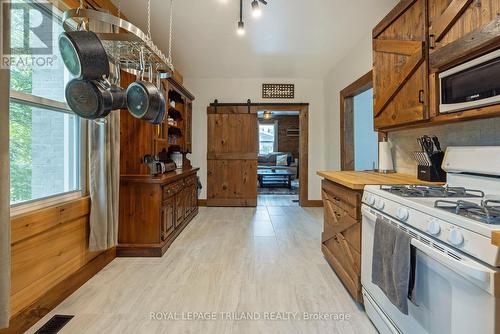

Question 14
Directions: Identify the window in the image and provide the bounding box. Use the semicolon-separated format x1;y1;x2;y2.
8;1;84;205
259;123;277;154
353;88;378;171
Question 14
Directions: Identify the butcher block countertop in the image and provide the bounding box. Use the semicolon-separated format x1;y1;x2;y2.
491;232;500;247
317;171;443;190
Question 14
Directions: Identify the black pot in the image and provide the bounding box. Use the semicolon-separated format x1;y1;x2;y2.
65;79;126;120
126;80;166;125
59;31;110;80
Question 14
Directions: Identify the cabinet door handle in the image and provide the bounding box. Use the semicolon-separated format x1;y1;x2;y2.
418;90;424;104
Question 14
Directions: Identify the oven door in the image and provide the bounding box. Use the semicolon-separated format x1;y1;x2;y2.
361;205;500;334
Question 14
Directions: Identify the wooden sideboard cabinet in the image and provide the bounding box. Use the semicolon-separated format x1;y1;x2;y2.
118;169;199;257
321;179;363;303
118;71;198;257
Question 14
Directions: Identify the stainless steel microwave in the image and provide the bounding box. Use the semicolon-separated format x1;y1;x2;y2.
439;48;500;114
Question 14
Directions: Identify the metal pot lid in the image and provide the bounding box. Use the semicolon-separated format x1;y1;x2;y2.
59;33;82;78
65;79;101;119
126;82;151;119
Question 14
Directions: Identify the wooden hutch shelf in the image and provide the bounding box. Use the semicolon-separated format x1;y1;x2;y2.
118;72;197;257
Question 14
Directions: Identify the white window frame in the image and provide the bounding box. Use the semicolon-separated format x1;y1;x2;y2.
7;2;87;213
259;121;279;154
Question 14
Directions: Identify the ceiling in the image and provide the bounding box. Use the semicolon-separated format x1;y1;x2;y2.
112;0;397;79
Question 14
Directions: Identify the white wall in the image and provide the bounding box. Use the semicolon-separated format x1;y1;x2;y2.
323;34;375;171
183;78;325;200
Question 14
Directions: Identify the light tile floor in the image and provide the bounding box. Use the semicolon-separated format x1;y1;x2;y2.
27;201;376;334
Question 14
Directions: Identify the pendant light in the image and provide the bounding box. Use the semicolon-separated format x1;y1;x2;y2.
237;0;245;35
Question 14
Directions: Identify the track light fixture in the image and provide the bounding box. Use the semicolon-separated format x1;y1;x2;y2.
251;0;261;18
236;0;268;35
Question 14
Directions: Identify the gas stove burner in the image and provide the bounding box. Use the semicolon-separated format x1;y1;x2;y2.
434;199;500;224
381;185;485;198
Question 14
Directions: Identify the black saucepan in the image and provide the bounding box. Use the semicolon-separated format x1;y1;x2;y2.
59;31;110;80
65;79;126;120
126;70;166;124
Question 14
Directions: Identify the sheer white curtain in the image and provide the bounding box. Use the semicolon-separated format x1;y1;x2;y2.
88;114;120;251
0;61;11;330
87;21;120;252
0;6;11;327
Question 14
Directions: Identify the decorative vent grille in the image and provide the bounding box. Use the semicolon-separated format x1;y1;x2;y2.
262;84;295;99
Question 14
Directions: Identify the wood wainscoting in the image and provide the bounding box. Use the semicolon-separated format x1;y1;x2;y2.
1;197;115;334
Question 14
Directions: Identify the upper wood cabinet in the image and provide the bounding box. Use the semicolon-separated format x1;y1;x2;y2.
373;0;500;130
428;0;500;64
372;0;429;130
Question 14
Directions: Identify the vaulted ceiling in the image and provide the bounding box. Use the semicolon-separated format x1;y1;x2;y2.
112;0;397;79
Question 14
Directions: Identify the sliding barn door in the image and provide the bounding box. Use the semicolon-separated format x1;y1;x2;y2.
207;105;258;207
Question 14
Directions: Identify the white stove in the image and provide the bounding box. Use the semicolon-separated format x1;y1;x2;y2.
361;146;500;334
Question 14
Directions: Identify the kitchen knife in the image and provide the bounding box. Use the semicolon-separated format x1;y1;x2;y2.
432;136;442;152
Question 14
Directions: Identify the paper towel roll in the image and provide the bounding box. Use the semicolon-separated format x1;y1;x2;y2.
379;142;394;172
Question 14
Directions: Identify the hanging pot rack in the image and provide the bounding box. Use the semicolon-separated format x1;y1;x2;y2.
62;8;174;76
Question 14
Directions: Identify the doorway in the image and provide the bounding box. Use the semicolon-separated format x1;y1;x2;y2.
257;110;300;206
340;71;381;171
207;103;309;207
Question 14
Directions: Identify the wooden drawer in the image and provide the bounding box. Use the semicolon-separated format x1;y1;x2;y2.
185;174;197;187
322;235;362;303
163;179;184;199
323;199;361;252
322;179;361;219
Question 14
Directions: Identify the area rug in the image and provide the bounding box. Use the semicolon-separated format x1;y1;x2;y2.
258;180;299;195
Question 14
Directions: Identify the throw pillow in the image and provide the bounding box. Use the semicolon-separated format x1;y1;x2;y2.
276;154;288;166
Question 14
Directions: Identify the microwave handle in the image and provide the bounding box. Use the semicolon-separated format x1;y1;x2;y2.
361;206;492;284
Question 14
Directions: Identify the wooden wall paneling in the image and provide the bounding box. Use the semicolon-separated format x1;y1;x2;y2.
0;248;115;334
373;0;429;130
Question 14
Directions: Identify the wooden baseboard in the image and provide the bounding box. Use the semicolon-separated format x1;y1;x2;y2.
0;247;116;334
302;200;324;207
197;199;207;207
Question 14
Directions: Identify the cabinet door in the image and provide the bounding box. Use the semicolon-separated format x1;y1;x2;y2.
372;0;428;130
175;190;186;227
161;196;175;241
429;0;500;57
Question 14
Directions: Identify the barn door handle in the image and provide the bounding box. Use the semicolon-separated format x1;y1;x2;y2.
418;90;424;104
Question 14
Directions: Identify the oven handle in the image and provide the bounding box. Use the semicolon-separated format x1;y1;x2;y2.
361;206;492;284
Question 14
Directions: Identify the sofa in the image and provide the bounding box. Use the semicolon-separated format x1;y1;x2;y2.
258;152;298;179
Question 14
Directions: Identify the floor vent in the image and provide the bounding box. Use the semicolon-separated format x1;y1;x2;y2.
35;315;74;334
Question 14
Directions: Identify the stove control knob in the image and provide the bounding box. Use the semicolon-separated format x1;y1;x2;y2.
375;198;385;210
366;195;376;206
397;207;410;221
427;220;441;235
448;229;464;247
